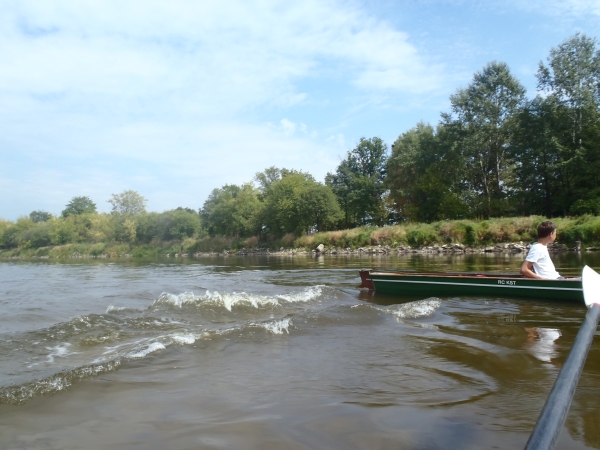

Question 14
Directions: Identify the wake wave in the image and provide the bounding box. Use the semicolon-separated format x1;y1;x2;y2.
152;286;324;311
383;298;442;319
0;285;330;405
355;298;442;320
251;318;292;335
0;359;122;405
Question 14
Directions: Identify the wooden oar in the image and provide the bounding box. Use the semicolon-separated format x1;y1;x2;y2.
524;265;600;450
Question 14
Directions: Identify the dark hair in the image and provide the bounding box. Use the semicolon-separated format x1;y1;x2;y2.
538;221;557;239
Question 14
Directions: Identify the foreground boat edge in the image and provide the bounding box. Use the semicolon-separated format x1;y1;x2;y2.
359;269;583;302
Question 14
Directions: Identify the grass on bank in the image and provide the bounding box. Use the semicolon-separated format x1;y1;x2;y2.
2;215;600;259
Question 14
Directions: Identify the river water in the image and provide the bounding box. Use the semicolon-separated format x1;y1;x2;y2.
1;253;600;450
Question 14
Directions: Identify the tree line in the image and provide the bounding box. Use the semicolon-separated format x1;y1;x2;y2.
387;33;600;222
0;190;204;250
1;33;600;250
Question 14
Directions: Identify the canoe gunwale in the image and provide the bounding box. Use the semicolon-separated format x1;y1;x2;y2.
368;271;581;282
361;269;583;301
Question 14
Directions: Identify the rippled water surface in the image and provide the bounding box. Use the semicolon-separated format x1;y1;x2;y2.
2;253;600;449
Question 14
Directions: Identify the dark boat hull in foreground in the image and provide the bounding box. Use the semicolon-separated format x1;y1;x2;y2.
359;269;583;302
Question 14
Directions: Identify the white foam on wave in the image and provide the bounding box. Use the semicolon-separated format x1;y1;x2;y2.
360;298;441;320
46;343;76;363
125;333;197;357
106;305;131;313
170;333;196;345
276;286;323;303
1;359;122;406
127;342;166;359
386;298;442;319
152;286;324;312
253;318;292;335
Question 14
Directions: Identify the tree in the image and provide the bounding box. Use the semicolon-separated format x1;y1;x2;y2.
325;137;388;227
163;209;202;240
386;123;470;222
510;96;564;216
200;183;263;237
61;196;97;217
263;171;341;235
538;33;600;148
536;33;600;215
108;190;147;215
254;166;297;206
254;167;291;197
443;61;526;218
175;207;198;215
121;219;137;243
50;214;92;244
29;211;52;223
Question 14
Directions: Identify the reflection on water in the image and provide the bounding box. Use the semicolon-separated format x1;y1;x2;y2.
526;327;562;362
0;253;599;449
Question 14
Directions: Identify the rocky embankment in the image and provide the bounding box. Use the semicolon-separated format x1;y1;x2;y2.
184;240;591;257
6;241;595;260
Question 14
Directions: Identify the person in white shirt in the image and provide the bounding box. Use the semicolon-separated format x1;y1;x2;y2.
520;221;561;280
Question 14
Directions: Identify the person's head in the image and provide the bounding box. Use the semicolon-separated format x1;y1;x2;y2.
538;221;557;239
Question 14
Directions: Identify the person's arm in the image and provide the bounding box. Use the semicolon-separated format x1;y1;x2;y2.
520;260;545;279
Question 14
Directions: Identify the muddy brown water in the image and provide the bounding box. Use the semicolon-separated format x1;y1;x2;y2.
1;253;600;449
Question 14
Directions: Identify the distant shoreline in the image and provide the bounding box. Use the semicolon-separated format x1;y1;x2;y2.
3;215;600;260
2;241;595;261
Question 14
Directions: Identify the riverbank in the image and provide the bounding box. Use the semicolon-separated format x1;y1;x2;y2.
1;240;596;261
2;215;600;260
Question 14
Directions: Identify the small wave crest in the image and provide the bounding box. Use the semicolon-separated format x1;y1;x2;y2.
386;298;442;319
152;286;324;312
106;305;136;314
127;341;166;359
361;298;442;320
1;330;204;405
251;318;292;334
170;333;196;345
46;343;76;362
0;359;122;405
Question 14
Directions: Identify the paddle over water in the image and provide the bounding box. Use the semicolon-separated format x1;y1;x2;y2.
1;253;600;449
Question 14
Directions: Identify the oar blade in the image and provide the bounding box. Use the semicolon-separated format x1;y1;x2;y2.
583;265;600;308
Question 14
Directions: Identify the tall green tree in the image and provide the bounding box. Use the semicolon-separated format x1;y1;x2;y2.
386;123;436;221
108;190;147;215
325;137;388;227
254;167;291;198
386;123;470;222
200;183;263;237
62;196;97;217
443;61;526;218
511;96;563;216
538;33;600;148
29;211;52;223
536;33;600;215
263;171;341;235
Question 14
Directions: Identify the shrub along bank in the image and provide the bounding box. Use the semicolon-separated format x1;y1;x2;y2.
294;216;599;250
2;215;600;259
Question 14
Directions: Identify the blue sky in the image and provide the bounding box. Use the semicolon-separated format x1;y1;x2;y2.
2;0;600;220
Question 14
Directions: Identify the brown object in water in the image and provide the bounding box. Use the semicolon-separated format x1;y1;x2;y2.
358;269;375;290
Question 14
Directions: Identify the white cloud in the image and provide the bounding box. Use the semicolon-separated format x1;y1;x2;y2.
0;0;445;218
279;119;297;136
272;119;314;138
0;1;441;109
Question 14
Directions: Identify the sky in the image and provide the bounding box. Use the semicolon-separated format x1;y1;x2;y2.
2;0;600;220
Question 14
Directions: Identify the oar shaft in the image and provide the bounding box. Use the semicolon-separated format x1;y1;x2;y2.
524;304;600;450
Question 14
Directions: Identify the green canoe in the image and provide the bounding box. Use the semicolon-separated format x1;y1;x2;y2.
359;269;583;302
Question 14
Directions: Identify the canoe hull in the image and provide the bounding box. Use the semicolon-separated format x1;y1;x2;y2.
361;270;583;302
